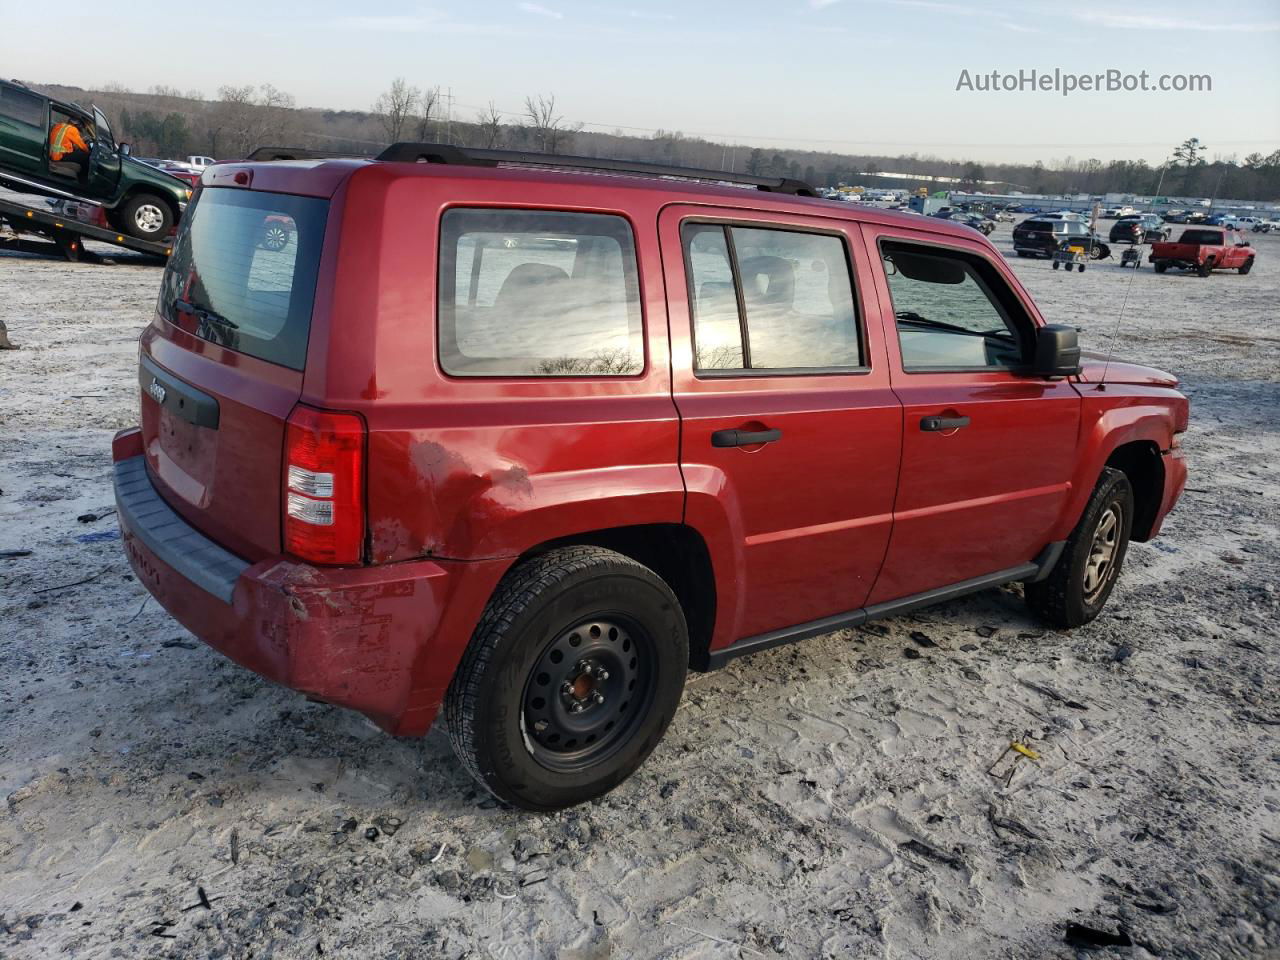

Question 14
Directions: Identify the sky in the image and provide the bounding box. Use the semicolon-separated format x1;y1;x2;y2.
3;0;1278;165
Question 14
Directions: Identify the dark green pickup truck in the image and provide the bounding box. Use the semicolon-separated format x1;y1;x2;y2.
0;79;190;240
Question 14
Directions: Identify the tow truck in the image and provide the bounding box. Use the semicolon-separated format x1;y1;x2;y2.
0;193;173;262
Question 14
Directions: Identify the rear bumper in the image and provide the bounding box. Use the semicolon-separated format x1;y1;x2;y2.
112;428;501;735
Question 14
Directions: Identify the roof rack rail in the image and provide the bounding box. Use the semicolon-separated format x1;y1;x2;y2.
374;141;818;196
243;146;368;162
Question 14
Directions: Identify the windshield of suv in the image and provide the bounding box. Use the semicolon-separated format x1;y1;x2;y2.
158;188;328;370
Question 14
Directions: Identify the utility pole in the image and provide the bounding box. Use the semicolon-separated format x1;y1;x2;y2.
445;86;454;144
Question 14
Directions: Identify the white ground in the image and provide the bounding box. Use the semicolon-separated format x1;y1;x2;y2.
1;224;1278;960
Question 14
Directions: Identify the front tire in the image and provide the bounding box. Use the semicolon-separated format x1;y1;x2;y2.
118;193;174;241
1239;258;1254;275
444;546;688;811
1198;258;1214;278
1026;467;1134;629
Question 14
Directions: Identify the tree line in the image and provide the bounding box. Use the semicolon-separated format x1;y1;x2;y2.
30;80;1280;203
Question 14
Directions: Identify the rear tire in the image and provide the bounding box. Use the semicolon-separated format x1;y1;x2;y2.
118;193;174;241
1197;258;1214;278
1026;467;1134;629
1154;261;1168;273
444;546;688;811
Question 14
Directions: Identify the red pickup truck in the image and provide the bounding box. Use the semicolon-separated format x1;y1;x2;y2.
112;144;1189;809
1150;227;1256;276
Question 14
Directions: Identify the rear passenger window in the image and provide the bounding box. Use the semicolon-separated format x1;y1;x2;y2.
438;209;644;376
0;85;43;128
682;223;861;373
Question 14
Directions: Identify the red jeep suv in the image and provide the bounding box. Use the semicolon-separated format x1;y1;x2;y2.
113;144;1188;810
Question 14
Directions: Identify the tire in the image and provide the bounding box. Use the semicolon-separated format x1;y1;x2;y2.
1089;244;1105;260
1026;467;1134;629
1078;263;1086;272
1198;258;1214;278
260;222;290;251
118;193;174;241
1052;260;1060;270
1154;261;1168;273
444;546;688;811
1239;258;1254;275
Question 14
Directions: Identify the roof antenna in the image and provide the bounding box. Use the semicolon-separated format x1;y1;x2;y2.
1098;160;1171;389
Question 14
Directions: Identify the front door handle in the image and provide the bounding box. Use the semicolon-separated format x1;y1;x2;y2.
920;415;971;432
711;427;782;448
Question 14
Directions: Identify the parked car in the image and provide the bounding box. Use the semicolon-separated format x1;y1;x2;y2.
931;209;995;235
1108;215;1170;244
0;79;191;240
112;143;1188;810
1100;206;1137;219
1150;227;1255;276
1252;219;1280;233
1013;218;1111;259
135;157;201;191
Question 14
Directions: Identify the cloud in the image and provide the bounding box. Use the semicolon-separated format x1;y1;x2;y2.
999;20;1040;34
519;1;564;18
1071;10;1280;31
808;0;842;8
628;8;676;19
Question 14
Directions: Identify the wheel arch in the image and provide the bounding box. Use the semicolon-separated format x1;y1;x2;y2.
1104;440;1164;542
513;522;718;672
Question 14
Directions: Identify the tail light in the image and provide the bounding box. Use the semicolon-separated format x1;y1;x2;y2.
283;404;365;565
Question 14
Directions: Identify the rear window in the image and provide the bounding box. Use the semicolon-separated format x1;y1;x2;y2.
1177;229;1224;245
1020;219;1053;233
438;209;644;376
158;188;328;370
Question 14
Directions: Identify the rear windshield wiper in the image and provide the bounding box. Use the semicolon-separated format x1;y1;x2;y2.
173;297;239;330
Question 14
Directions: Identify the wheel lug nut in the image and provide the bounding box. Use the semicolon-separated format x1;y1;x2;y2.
561;682;573;695
570;702;584;713
592;691;605;704
597;669;609;681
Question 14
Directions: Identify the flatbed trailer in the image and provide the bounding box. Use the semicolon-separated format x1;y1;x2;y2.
0;195;172;263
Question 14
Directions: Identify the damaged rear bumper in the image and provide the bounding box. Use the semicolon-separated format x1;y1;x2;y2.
112;427;484;734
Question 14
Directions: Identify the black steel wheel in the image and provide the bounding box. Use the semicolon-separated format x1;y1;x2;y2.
521;615;655;773
445;546;688;810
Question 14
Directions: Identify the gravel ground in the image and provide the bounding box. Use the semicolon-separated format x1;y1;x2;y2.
1;223;1278;960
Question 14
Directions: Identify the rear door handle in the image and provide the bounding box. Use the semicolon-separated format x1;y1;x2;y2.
920;415;971;432
711;428;782;448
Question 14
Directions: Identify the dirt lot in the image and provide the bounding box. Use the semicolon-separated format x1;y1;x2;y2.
1;224;1278;960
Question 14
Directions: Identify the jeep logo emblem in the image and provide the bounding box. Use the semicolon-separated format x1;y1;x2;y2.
147;378;166;405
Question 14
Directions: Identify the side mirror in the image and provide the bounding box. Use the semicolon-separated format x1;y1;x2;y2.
119;142;131;157
1033;324;1081;379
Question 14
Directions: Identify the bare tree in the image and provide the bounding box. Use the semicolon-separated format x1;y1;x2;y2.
523;94;579;154
476;101;505;148
373;77;419;144
415;85;441;141
209;84;299;158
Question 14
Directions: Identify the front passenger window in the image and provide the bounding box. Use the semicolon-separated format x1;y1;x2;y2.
882;241;1026;371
